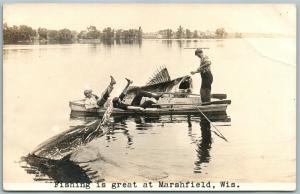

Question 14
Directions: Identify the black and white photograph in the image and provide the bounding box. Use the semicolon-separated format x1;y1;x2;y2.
3;3;296;191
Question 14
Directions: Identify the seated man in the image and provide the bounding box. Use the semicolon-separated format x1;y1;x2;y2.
112;78;162;110
84;76;116;109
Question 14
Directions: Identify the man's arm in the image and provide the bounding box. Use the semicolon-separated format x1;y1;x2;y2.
191;63;206;74
191;60;211;74
191;69;200;75
199;61;211;70
92;94;99;100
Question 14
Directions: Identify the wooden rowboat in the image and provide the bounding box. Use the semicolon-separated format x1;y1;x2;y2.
70;68;230;117
69;96;231;117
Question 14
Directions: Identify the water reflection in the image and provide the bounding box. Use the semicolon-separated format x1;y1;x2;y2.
3;48;33;61
160;39;206;49
194;118;212;173
21;154;96;183
161;40;173;47
186;40;192;48
21;113;229;182
102;39;115;46
216;39;225;48
87;43;100;53
100;39;143;48
107;116;133;147
20;119;107;183
112;116;134;147
187;115;192;128
176;40;184;48
134;116;160;131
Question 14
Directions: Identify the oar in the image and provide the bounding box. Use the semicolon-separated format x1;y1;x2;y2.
195;106;229;142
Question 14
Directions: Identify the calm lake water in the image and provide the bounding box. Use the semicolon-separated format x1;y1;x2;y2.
3;38;296;184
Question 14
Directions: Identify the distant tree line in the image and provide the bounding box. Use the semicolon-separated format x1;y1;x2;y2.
78;26;142;43
4;23;36;44
3;23;143;44
3;23;241;44
156;25;235;39
37;28;77;43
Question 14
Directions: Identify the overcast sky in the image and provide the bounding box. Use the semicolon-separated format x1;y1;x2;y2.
3;3;296;34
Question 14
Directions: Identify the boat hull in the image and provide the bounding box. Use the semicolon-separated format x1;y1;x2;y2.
69;97;229;117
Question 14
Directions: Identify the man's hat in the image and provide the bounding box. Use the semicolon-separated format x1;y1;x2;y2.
195;48;203;55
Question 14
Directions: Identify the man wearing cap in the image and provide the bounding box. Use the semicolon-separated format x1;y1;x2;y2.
84;76;116;109
191;48;213;102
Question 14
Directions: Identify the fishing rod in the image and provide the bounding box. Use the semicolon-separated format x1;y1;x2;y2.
195;106;229;142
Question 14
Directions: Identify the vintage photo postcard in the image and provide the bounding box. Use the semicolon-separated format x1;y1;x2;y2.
3;3;296;191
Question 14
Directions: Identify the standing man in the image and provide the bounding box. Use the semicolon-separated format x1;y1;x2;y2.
191;48;213;102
